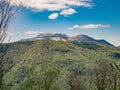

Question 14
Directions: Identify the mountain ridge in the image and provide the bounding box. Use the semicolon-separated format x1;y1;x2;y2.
21;33;113;46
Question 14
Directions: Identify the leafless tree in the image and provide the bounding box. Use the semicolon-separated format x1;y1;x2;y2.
94;62;120;90
0;0;22;89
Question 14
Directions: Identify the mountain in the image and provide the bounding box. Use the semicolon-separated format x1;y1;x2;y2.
118;46;120;48
96;39;113;46
68;34;95;42
36;33;68;39
68;34;113;46
21;33;68;41
21;33;113;46
35;33;68;41
3;39;120;90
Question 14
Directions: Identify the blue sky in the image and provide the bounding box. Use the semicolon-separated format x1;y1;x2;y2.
7;0;120;46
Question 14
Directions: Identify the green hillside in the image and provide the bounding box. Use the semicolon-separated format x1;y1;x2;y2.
2;39;120;90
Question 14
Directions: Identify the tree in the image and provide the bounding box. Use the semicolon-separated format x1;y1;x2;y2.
0;0;21;89
94;62;120;90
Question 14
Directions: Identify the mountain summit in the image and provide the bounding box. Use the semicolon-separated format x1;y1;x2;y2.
35;33;68;41
68;34;95;42
21;33;113;46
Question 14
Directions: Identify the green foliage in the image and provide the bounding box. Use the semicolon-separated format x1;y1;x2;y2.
13;41;34;45
2;39;120;90
109;52;120;59
72;41;101;50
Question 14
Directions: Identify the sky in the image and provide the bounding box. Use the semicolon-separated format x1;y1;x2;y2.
6;0;120;46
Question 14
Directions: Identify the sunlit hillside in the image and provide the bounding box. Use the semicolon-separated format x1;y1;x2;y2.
2;39;120;90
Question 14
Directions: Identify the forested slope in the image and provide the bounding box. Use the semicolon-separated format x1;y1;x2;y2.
2;39;120;90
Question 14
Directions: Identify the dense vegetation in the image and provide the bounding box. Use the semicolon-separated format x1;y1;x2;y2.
2;39;120;90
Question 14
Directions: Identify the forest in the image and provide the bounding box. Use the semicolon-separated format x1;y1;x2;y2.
1;39;120;90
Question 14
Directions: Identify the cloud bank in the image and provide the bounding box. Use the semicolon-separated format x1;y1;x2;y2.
68;24;110;30
7;0;93;19
8;0;92;11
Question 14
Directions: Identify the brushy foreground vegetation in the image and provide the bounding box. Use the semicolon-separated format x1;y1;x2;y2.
1;39;120;90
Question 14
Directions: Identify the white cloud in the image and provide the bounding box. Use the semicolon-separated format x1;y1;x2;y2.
7;0;92;11
24;31;38;35
6;0;93;18
48;13;58;19
60;8;77;16
68;24;110;30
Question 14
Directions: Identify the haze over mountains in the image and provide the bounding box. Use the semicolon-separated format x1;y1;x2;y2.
21;33;113;46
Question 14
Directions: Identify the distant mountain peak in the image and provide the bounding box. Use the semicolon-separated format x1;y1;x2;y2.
34;33;68;41
36;33;68;37
117;46;120;48
21;33;113;46
68;34;95;42
96;39;113;46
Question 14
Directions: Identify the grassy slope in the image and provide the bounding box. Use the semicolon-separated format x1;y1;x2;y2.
3;39;120;90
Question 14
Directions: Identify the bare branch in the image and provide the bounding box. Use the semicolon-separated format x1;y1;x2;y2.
0;0;22;89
